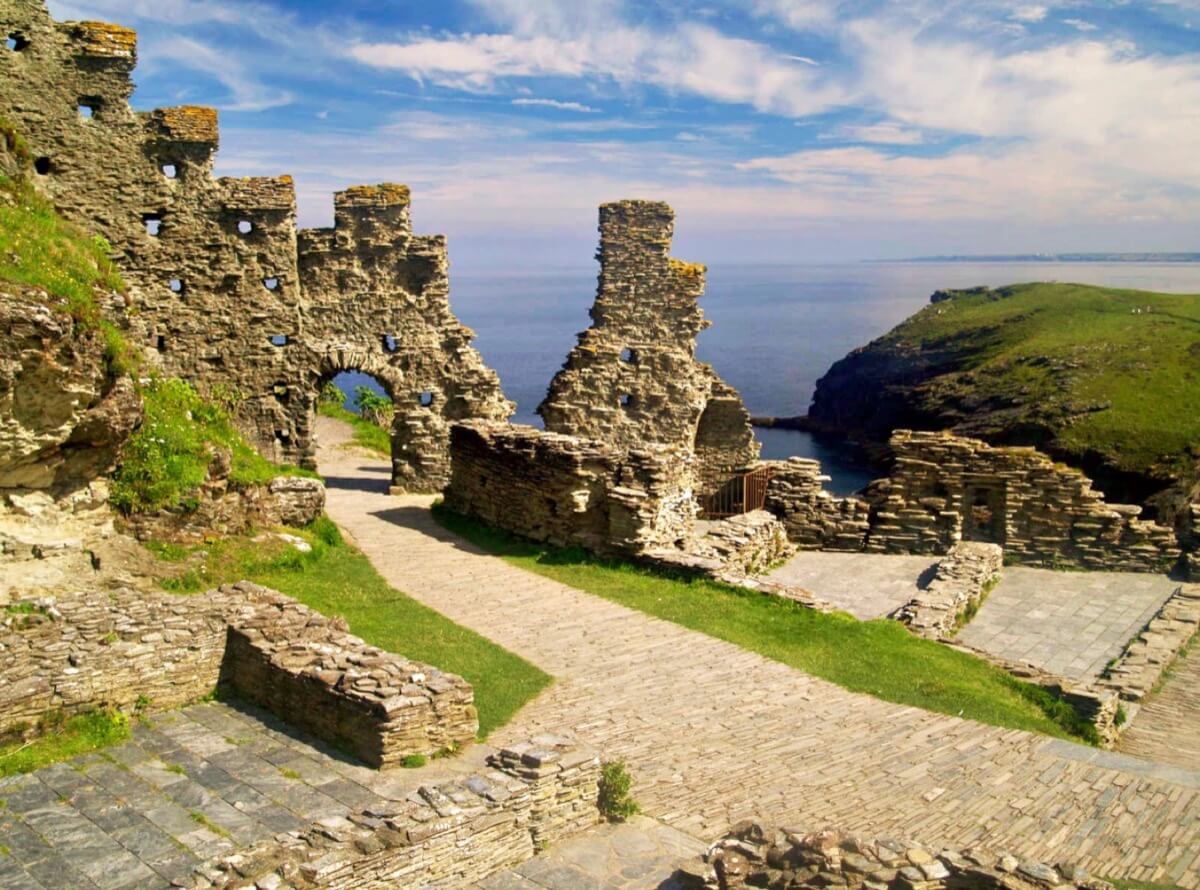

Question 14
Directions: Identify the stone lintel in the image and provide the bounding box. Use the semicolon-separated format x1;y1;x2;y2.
69;20;137;60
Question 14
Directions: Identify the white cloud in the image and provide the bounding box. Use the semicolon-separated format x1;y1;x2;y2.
826;122;927;144
142;36;294;111
1010;5;1049;23
512;98;599;112
1063;18;1098;31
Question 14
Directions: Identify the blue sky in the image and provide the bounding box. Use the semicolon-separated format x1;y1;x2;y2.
48;0;1200;268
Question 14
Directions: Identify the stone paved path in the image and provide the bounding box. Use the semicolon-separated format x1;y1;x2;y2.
1118;643;1200;771
958;567;1179;684
0;701;483;890
316;417;1200;888
477;817;703;889
764;551;939;619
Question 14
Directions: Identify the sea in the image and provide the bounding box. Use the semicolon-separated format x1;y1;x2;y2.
336;262;1200;496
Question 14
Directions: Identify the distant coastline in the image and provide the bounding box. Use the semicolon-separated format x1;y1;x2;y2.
871;252;1200;264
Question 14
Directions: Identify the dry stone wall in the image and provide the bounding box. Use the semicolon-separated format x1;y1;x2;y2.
761;431;1180;574
0;581;478;762
763;458;870;551
443;420;696;556
0;0;509;491
539;200;758;496
699;822;1115;890
185;735;601;890
892;542;1003;639
863;431;1180;571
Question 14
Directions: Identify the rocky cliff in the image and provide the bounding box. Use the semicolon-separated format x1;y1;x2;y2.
804;283;1200;518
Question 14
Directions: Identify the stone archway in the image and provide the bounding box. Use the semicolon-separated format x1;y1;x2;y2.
305;347;407;489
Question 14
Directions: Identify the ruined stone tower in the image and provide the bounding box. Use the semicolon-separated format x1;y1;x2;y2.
0;0;511;492
539;200;758;494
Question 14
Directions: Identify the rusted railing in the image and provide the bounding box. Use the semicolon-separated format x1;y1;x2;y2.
699;466;774;519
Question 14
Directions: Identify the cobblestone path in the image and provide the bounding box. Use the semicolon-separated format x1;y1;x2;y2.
1118;644;1200;771
316;418;1200;888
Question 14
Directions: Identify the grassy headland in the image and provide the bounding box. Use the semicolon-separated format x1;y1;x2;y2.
807;283;1200;504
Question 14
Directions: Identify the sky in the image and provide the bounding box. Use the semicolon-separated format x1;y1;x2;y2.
46;0;1200;269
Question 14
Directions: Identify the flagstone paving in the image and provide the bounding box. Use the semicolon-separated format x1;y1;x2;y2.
0;701;484;890
763;550;939;619
957;567;1179;684
315;417;1200;888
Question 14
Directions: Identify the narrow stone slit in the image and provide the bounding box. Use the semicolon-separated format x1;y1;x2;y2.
419;391;434;407
168;278;183;294
270;334;289;347
5;33;29;52
237;219;253;235
33;156;50;175
144;214;163;237
161;163;178;179
263;277;279;291
382;334;399;353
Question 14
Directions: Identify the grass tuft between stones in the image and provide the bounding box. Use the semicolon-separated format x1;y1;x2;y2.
145;515;551;739
0;709;131;779
432;505;1101;744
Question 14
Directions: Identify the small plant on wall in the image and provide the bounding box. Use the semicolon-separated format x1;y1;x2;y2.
598;760;640;822
353;385;393;428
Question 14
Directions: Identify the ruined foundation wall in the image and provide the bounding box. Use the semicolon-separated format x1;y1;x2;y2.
187;736;601;890
0;582;478;761
444;420;695;556
863;431;1180;571
539;200;758;495
0;0;509;491
763;458;870;551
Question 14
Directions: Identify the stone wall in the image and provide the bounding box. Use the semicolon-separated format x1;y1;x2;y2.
763;430;1180;573
862;431;1180;571
185;735;601;889
892;542;1003;639
0;582;478;762
1183;504;1200;581
763;458;870;551
699;822;1114;890
122;474;325;543
0;0;509;491
539;200;758;496
443;420;695;556
1096;583;1200;703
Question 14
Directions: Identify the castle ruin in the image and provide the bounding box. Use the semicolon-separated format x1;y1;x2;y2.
539;200;759;497
0;0;511;492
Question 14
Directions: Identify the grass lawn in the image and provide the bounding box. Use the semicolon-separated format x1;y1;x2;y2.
149;517;550;738
0;710;130;779
318;402;391;456
433;506;1099;744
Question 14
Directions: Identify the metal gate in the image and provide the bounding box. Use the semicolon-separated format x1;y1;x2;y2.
699;466;774;519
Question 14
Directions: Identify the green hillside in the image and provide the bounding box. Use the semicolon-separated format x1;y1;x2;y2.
808;283;1200;503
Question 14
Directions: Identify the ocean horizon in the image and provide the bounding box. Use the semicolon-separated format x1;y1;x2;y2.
338;261;1200;495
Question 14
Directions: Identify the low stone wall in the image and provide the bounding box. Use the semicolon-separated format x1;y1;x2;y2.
122;474;326;543
185;735;601;889
1096;584;1200;702
444;420;695;556
686;511;796;576
1184;505;1200;581
862;431;1179;572
761;432;1181;573
698;822;1113;890
0;582;478;762
892;542;1003;639
221;587;478;767
762;458;869;551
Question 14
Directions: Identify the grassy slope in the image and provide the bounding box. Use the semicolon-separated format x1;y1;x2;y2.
151;518;550;739
110;378;316;515
0;710;131;779
434;506;1098;743
885;283;1200;477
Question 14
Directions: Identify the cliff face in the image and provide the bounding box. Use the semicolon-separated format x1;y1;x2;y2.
806;284;1200;517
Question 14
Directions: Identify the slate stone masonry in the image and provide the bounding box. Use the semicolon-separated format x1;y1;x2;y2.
0;582;478;764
